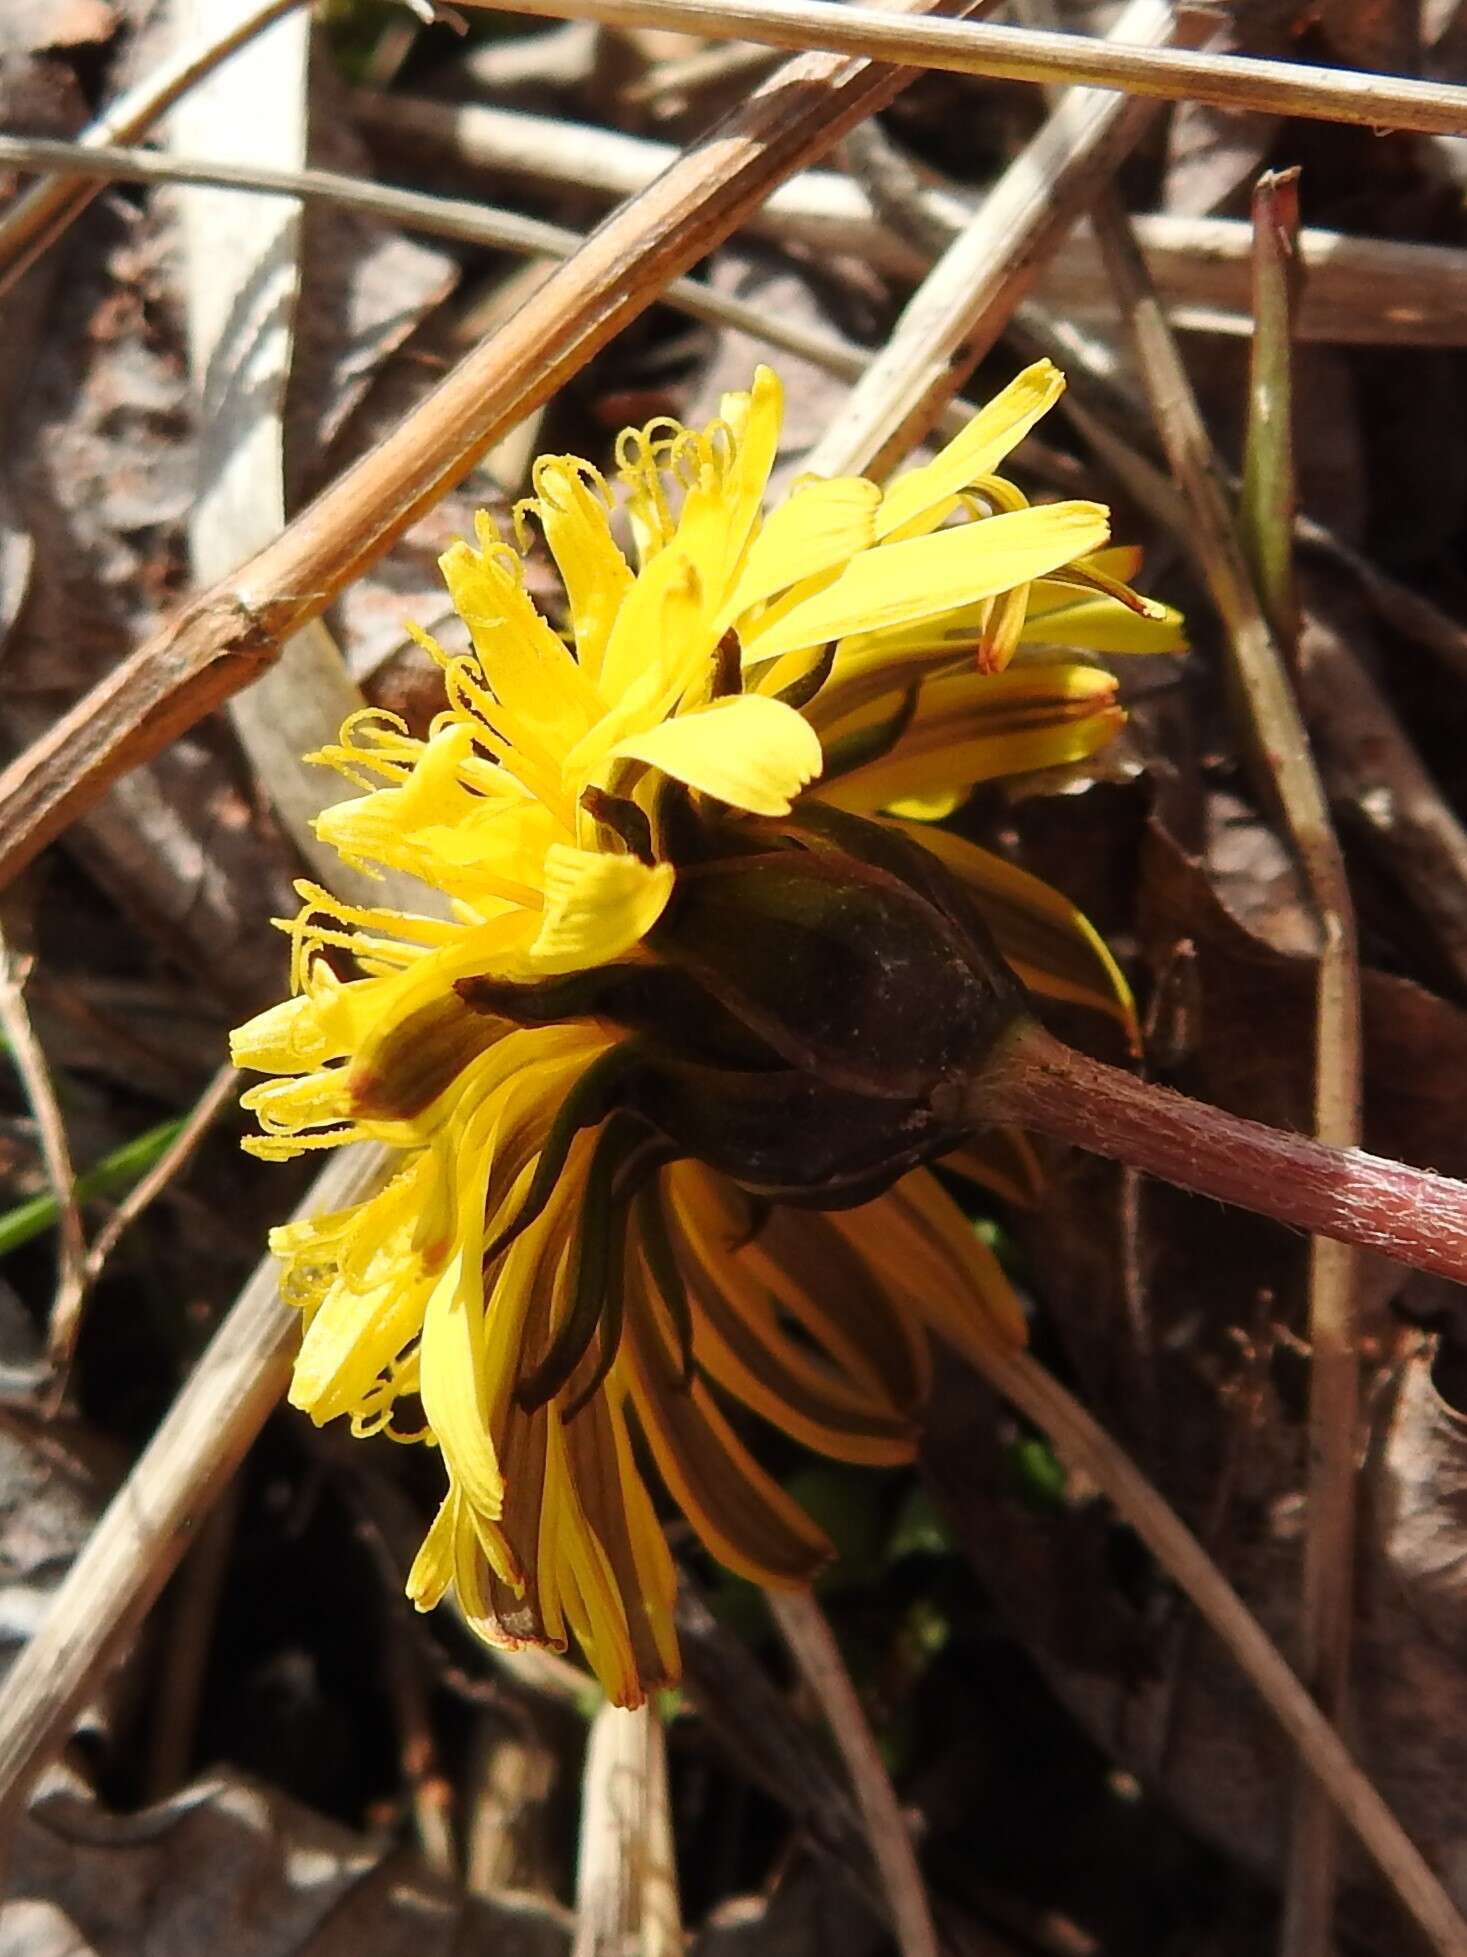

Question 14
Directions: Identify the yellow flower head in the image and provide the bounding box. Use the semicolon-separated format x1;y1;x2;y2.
232;361;1182;1706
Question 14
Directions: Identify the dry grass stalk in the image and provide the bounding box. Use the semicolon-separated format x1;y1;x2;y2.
1054;215;1467;348
0;1143;390;1848
451;0;1467;135
623;38;782;103
768;1589;938;1957
351;90;924;268
975;1343;1467;1957
0;0;982;890
352;94;1467;345
801;0;1182;480
573;1705;681;1957
0;0;306;302
1094;198;1363;1957
2;133;869;377
0;132;899;388
0;928;85;1393
83;1062;239;1287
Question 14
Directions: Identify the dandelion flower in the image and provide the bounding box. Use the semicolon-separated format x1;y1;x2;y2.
232;361;1183;1706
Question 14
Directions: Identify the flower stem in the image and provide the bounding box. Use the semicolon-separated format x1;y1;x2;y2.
975;1019;1467;1286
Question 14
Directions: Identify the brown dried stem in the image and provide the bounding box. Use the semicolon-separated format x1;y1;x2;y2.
768;1588;938;1957
452;0;1467;135
0;928;86;1396
83;1061;239;1287
0;133;890;409
970;1333;1467;1957
0;0;978;892
573;1705;681;1957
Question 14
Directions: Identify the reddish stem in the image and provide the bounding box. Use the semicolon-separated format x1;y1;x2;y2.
976;1020;1467;1287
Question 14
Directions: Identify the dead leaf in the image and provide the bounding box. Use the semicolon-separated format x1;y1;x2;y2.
0;1401;116;1703
4;1765;571;1956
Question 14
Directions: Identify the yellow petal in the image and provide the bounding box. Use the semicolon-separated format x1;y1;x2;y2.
439;513;602;745
407;797;566;914
819;664;1121;813
873;360;1066;541
888;1171;1028;1352
1018;592;1188;654
746;502;1112;662
290;1167;437;1422
562;1387;680;1691
884;787;964;821
406;1491;458;1610
612;694;822;817
528;456;633;685
291;1261;429;1423
231;967;379;1074
1024;544;1146;616
240;1070;353;1144
419;1251;505;1525
545;1407;643;1706
833;1169;1027;1352
525;845;675;973
665;1177;916;1465
700;364;783;593
592;543;705;733
732;1204;931;1413
726;476;880;625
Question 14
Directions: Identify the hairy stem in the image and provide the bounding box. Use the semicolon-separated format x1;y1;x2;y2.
975;1019;1467;1286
